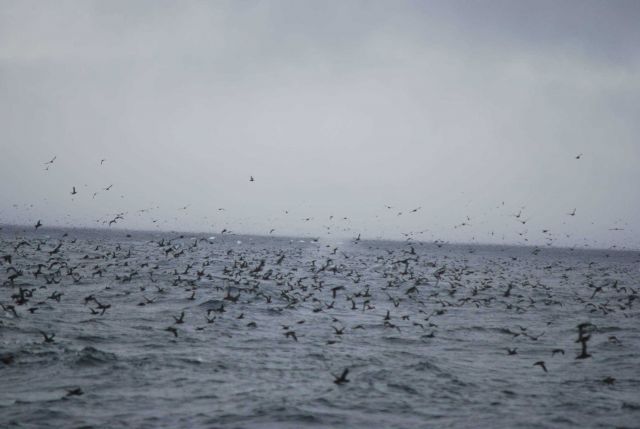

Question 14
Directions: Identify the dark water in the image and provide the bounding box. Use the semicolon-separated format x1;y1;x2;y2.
1;227;639;428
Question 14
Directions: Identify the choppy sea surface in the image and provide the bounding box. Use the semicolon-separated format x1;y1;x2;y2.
1;226;639;428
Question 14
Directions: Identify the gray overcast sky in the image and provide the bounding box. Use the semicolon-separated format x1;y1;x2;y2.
1;1;639;249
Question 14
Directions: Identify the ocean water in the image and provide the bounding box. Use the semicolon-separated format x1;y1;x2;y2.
1;226;639;428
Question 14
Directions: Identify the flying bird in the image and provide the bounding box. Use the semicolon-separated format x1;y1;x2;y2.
65;387;84;397
173;311;185;324
284;331;298;341
108;214;124;227
44;156;56;170
533;361;547;372
333;368;350;385
40;331;55;343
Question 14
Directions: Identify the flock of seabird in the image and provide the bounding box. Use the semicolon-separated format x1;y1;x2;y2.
1;221;635;399
0;151;636;405
10;152;626;249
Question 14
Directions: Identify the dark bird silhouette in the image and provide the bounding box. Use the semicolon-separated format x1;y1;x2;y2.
48;242;63;255
533;361;547;372
108;214;124;227
331;286;345;299
165;326;178;337
250;176;255;182
333;368;350;384
506;348;518;355
576;334;591;359
44;156;56;170
65;387;83;397
71;186;77;195
94;300;111;315
285;331;298;341
48;291;63;302
576;323;593;359
35;220;43;230
1;303;19;318
40;331;55;343
552;349;565;356
173;311;185;324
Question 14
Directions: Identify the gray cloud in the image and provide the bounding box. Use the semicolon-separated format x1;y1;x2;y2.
1;1;639;248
